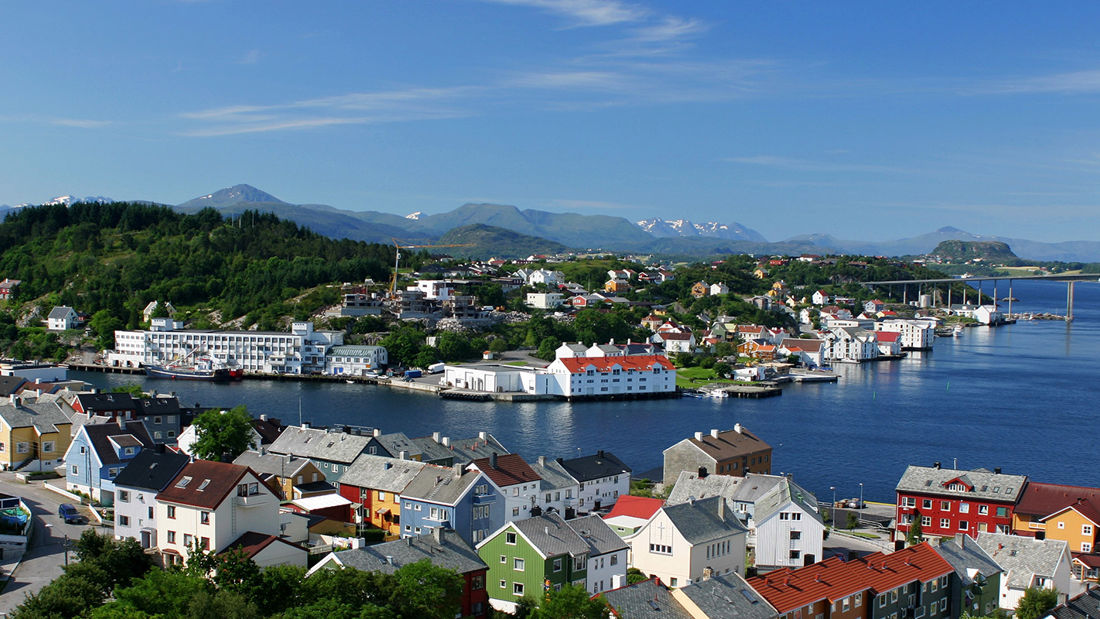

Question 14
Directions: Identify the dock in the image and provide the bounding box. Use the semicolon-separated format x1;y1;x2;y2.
695;383;783;399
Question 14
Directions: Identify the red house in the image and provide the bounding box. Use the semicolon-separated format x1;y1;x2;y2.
895;464;1027;541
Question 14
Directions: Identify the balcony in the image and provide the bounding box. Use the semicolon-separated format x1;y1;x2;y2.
472;493;496;504
235;493;273;508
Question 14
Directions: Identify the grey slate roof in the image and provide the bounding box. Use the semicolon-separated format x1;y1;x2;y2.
267;426;370;465
327;529;486;575
511;512;591;558
232;450;312;478
567;514;628;556
328;345;386;357
82;421;154;466
896;465;1027;503
557;450;631;483
411;436;456;463
601;578;693;619
48;306;74;320
112;449;190;492
1050;588;1100;619
402;465;480;505
663;496;747;545
677;573;779;619
935;534;1003;587
0;400;70;434
0;376;26;397
667;471;744;506
338;454;427;493
730;474;788;505
371;432;422;459
448;433;509;464
975;531;1068;590
753;477;822;524
530;456;578;491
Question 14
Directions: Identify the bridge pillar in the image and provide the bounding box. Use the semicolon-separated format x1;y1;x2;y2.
1008;281;1013;317
1067;281;1075;322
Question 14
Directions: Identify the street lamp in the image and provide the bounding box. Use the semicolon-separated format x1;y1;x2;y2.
829;486;836;527
858;483;864;525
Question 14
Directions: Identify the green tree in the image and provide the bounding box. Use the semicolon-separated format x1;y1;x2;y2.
713;361;731;378
1015;587;1059;619
388;559;464;619
906;510;924;546
89;309;124;350
191;405;254;461
626;567;648;585
536;336;559;361
111;383;147;398
92;569;211;618
528;584;610;618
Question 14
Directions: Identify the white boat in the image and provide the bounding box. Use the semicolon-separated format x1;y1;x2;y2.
953;325;964;337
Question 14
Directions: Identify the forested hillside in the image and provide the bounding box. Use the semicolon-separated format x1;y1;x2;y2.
0;203;399;332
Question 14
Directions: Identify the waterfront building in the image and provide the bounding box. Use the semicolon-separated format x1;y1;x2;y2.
975;531;1076;610
934;534;1003;618
895;465;1026;541
112;448;190;548
266;425;373;482
778;338;826;367
308;529;490;619
543;354;676;398
400;464;502;547
625;496;748;588
155;459;282;566
64;419;154;505
824;327;879;362
467;452;542;521
874;331;903;356
337;454;427;538
0;397;71;472
662;425;772;486
476;512;591;614
875;319;936;350
325;345;388;376
556;450;631;513
109;321;342;374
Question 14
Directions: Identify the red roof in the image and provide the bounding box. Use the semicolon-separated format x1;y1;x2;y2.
1040;502;1100;527
157;460;253;509
554;355;674;374
222;532;305;559
604;495;664;521
738;325;764;334
875;332;901;343
1015;482;1100;519
1073;553;1100;568
781;338;824;352
748;544;953;613
470;453;541;488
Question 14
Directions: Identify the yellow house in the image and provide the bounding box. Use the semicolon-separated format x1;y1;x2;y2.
604;279;631;293
232;450;329;501
339;454;428;541
753;268;768;279
1040;504;1100;555
0;398;73;472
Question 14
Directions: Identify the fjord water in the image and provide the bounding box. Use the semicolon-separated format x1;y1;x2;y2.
73;279;1100;503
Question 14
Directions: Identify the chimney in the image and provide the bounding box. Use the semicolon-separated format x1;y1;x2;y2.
260;414;267;421
432;526;443;544
688;497;695;506
694;431;704;441
8;394;18;406
538;456;546;467
710;429;719;439
433;431;441;443
719;498;726;519
734;423;743;434
453;463;463;478
597;450;605;460
698;466;708;479
544;526;549;536
302;422;311;430
373;428;382;437
399;450;408;460
478;431;487;440
933;461;941;469
994;467;1001;474
442;436;451;447
490;452;498;469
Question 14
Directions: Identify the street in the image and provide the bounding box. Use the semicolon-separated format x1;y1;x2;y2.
0;474;95;615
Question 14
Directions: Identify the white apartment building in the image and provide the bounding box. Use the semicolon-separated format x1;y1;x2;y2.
110;321;342;374
325;345;388;376
876;318;937;350
112;449;190;548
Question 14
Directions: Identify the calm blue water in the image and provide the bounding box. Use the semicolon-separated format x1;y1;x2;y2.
73;279;1100;504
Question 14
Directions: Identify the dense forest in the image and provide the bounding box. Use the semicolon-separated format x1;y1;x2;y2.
0;202;408;332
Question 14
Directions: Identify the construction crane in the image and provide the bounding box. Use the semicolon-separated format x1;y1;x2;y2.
389;238;474;297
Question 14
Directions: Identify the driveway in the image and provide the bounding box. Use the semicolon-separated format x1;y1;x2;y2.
0;475;96;615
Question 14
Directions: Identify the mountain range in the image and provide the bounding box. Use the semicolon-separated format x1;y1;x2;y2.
7;185;1100;262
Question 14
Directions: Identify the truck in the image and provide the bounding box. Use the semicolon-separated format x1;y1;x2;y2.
403;369;422;379
427;362;445;374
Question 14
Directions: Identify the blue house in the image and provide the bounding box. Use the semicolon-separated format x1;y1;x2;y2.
399;464;502;547
63;420;153;506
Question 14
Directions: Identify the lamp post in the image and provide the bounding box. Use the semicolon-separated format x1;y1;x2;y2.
829;486;836;527
858;482;864;525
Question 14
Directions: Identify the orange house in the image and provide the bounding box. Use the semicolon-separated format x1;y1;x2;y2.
738;340;777;361
1012;482;1100;538
338;455;428;540
691;281;709;298
1040;503;1100;555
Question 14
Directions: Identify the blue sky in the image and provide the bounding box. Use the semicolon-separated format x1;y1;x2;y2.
3;1;1100;242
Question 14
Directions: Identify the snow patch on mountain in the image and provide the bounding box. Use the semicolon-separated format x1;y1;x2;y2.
405;211;422;220
636;217;766;242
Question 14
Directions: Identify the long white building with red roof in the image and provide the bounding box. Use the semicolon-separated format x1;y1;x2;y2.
544;354;675;398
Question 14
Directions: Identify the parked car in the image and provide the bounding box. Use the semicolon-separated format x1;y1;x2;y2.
58;503;82;524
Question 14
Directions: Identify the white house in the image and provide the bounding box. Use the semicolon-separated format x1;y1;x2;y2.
874;331;903;356
467;452;543;521
526;269;564;286
568;514;629;595
626;496;747;588
112;449;190;548
744;477;824;569
652;331;695;354
778;338;826;368
557;451;631;514
325;345;388;376
155;459;282;566
812;290;830;306
824;327;878;362
141;301;177;322
529;455;579;517
709;283;729;296
976;532;1077;610
875;318;937;350
525;292;563;310
47;306;78;331
543;355;676;398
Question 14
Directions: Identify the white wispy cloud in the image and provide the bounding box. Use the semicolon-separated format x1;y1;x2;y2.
629;16;707;43
974;68;1100;95
0;115;112;129
480;0;649;27
725;155;910;174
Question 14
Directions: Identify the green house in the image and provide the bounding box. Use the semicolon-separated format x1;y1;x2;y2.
935;534;1004;618
476;513;590;614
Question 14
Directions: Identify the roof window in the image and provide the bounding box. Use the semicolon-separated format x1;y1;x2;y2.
176;476;192;488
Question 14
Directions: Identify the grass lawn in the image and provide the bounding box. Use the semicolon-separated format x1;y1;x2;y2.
674;366;753;390
502;361;528;366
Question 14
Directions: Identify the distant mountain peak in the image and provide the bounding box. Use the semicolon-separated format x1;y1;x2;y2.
405;211;422;220
636;217;766;242
178;184;286;209
936;226;968;234
38;195;115;207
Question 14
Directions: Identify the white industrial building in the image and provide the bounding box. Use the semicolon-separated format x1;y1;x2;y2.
325;345;388;376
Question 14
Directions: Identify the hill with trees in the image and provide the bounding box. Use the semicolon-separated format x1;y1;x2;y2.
929;240;1017;262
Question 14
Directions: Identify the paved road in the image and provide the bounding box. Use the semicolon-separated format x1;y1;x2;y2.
0;475;96;615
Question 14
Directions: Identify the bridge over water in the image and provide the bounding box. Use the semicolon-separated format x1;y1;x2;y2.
860;273;1100;321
